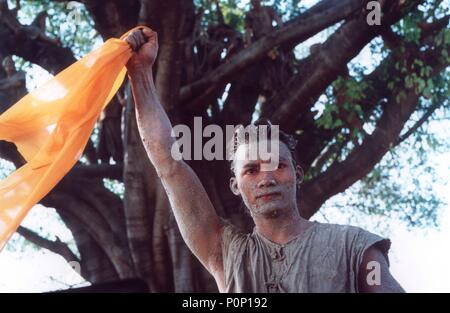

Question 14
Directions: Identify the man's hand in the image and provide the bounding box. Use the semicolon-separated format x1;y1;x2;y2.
125;28;158;74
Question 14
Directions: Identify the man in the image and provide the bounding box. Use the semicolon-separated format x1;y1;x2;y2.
125;28;405;293
0;0;60;46
244;0;282;46
243;0;290;100
0;56;25;91
0;56;26;112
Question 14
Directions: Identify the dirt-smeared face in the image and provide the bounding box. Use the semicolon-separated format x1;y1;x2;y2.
230;140;300;219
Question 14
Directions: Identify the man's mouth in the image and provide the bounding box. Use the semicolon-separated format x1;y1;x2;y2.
256;192;281;200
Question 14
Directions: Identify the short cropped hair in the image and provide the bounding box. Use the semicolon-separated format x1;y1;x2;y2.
228;118;298;174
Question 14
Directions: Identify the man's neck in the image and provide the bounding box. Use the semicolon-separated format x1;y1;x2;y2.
252;210;313;245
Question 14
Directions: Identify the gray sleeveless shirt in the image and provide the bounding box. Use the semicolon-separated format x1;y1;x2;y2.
221;221;390;293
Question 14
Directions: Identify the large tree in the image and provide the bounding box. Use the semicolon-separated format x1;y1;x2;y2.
0;0;448;291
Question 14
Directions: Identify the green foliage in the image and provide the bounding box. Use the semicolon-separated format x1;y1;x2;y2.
341;135;446;229
265;0;306;20
311;0;449;228
192;0;306;33
193;0;243;31
317;76;367;130
316;102;339;130
221;4;246;30
399;12;423;44
14;0;97;58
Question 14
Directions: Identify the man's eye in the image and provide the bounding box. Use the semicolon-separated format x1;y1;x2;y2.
245;168;256;175
278;163;286;169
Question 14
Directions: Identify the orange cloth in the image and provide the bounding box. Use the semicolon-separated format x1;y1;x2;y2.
0;27;142;250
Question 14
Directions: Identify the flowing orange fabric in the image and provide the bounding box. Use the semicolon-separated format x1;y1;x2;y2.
0;27;142;250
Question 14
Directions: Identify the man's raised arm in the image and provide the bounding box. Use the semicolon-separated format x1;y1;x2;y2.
125;29;225;280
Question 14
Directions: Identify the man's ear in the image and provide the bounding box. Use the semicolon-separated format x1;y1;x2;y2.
295;165;304;185
229;177;240;196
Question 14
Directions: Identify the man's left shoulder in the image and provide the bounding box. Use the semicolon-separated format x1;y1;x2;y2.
314;222;367;239
314;222;391;255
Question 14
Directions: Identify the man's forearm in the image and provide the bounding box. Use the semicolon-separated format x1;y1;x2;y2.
127;67;224;274
128;69;177;175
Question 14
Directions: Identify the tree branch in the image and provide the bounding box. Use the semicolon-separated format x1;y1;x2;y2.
268;0;420;131
82;0;140;39
394;101;441;147
292;48;395;172
299;87;420;219
0;140;25;168
0;1;76;74
180;0;367;108
17;226;80;263
299;4;447;173
41;191;134;278
419;15;450;42
299;46;450;219
72;163;123;181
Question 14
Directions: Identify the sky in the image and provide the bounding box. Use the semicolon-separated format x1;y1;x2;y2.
0;0;449;293
0;205;88;292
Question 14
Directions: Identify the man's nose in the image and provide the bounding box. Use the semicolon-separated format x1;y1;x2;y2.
257;172;277;188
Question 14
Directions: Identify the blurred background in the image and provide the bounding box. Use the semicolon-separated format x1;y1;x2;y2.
0;0;449;292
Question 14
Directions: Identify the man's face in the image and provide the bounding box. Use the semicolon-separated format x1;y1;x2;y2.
230;140;299;219
251;0;261;8
2;58;15;76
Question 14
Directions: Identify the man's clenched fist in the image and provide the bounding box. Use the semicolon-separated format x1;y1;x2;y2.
125;27;158;74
